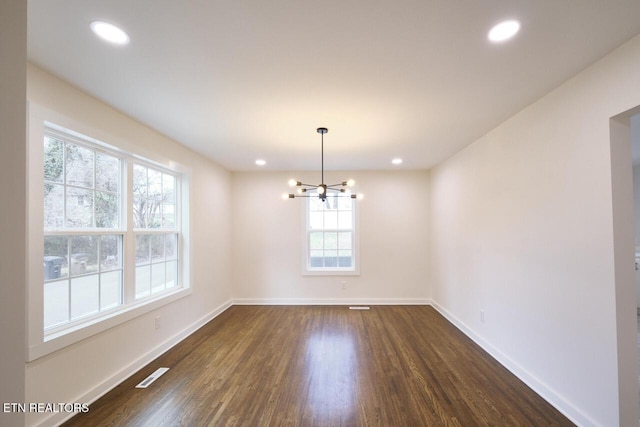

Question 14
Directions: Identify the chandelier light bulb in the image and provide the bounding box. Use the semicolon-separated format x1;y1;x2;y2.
281;193;290;200
317;186;325;194
288;179;298;187
346;179;355;187
357;193;364;200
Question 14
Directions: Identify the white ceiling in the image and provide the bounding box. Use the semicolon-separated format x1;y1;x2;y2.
27;0;640;171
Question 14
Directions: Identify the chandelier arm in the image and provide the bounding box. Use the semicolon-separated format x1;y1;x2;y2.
326;183;347;188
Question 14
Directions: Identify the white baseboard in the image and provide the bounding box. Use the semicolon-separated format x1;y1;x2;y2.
232;297;432;305
430;300;597;427
41;299;233;427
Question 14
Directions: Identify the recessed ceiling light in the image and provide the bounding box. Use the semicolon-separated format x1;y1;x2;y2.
392;158;403;165
255;159;266;166
488;20;521;43
90;21;130;45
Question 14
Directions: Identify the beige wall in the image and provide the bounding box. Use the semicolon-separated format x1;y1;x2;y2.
231;170;430;303
429;34;640;426
25;64;233;426
0;1;27;426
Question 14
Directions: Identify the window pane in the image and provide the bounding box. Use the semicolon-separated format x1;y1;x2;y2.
135;265;151;299
44;236;68;280
165;234;177;260
44;279;69;328
166;260;178;289
324;211;338;229
309;212;323;229
324;250;338;267
70;275;99;319
337;211;352;229
133;196;148;228
148;169;162;200
66;144;94;188
324;232;338;250
326;195;339;210
337;196;352;211
150;234;165;262
96;191;119;228
44;137;64;183
162;203;175;228
133;164;147;197
151;263;166;294
136;235;150;265
148;202;162;228
66;187;94;228
309;197;323;212
100;271;122;310
310;250;324;267
44;183;64;228
338;232;352;250
100;235;121;271
95;152;119;192
163;174;175;202
70;236;98;276
338;251;352;267
309;232;323;250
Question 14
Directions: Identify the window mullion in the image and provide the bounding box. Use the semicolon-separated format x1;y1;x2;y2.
124;160;136;304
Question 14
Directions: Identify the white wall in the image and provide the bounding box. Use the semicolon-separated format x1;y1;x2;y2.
24;64;233;426
0;1;27;426
232;170;430;303
429;35;640;426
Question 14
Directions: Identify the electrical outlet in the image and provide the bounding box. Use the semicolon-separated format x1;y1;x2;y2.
341;281;347;290
155;316;161;330
480;310;485;323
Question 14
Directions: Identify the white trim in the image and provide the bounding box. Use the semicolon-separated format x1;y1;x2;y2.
430;300;594;427
35;299;232;427
232;298;431;305
29;287;192;361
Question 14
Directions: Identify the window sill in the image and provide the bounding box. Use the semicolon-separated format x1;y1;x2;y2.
302;269;360;276
28;286;191;362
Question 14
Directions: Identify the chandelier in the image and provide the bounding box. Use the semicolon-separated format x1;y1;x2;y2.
284;127;363;201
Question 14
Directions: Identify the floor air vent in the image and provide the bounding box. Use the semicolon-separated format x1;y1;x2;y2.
349;306;370;310
135;367;169;389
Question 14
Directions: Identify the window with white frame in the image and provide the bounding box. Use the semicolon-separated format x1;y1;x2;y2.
305;193;358;274
42;127;183;334
133;164;179;299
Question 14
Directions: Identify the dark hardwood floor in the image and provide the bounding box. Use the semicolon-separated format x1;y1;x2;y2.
64;305;574;426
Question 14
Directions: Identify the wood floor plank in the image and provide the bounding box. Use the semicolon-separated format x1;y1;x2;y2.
63;306;574;426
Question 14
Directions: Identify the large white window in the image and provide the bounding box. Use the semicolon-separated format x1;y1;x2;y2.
41;125;185;338
305;193;358;274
